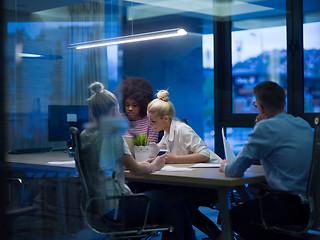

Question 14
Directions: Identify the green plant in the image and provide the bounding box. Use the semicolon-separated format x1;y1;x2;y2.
133;134;147;146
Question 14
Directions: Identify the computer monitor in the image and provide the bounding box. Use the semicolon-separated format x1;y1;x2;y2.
48;105;89;142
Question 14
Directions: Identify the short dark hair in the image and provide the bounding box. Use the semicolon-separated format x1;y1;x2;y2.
119;76;154;118
253;81;285;112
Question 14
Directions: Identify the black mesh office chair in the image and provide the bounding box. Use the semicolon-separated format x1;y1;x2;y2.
253;116;320;237
70;127;173;239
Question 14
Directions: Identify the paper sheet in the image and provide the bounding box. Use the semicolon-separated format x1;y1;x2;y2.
222;128;236;162
158;165;194;172
48;161;75;166
191;163;220;168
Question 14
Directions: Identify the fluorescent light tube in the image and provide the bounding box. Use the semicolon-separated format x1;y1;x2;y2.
69;28;187;50
18;53;43;58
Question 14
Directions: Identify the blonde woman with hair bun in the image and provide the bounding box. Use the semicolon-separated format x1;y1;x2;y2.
147;89;221;164
147;89;223;240
157;90;169;101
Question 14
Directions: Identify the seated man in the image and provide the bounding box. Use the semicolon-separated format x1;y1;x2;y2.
220;81;313;240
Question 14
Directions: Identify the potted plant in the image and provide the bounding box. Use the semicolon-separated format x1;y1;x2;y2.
133;134;150;162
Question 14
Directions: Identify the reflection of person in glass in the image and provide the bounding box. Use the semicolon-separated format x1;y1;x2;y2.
81;82;196;240
220;81;313;240
116;76;158;144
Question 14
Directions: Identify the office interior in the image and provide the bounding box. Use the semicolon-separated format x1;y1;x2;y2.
1;0;319;239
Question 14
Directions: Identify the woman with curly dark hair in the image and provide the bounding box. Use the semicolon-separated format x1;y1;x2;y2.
117;76;158;144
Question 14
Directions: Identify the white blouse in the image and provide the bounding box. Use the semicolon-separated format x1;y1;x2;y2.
158;119;222;163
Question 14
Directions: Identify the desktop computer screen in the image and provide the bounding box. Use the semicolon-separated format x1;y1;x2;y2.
48;105;89;142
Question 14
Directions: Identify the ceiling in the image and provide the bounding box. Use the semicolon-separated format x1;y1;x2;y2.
4;0;319;33
4;0;91;13
4;0;286;19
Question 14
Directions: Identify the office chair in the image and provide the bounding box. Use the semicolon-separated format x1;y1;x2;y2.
70;127;173;239
6;177;39;232
252;116;320;237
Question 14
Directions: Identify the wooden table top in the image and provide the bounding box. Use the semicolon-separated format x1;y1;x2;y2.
125;164;265;188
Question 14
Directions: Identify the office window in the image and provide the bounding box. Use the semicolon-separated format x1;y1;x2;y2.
227;0;287;151
232;26;287;114
231;0;287;114
303;0;320;113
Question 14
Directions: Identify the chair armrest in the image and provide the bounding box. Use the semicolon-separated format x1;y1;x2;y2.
6;177;23;185
6;177;25;206
249;183;308;203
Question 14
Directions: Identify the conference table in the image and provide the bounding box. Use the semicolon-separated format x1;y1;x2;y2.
7;150;76;177
6;151;265;240
125;164;265;240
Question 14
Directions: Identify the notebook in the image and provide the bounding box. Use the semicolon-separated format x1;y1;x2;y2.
222;128;236;162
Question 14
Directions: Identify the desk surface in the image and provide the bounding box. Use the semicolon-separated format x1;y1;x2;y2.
7;150;76;176
7;151;265;186
7;150;74;165
125;164;265;188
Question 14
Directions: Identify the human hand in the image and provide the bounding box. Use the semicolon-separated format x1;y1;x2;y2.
152;155;166;171
220;159;229;173
145;158;154;163
163;152;176;164
255;113;266;124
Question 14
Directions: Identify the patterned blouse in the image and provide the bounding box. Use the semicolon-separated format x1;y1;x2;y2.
123;115;158;144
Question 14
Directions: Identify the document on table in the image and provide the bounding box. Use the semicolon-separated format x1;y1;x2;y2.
48;161;75;166
191;163;220;168
158;165;194;172
222;128;236;162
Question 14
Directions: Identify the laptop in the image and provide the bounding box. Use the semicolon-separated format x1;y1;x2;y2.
222;128;236;162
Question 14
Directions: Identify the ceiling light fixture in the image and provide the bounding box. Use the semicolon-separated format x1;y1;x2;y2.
69;28;187;50
18;53;43;58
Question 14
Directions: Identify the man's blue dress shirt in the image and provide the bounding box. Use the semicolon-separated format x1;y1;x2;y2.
225;113;313;195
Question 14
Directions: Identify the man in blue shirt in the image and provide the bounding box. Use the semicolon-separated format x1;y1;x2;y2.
220;81;313;240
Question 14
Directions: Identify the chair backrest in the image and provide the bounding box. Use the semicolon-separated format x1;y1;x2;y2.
70;127;109;204
69;127;90;205
307;117;320;229
70;126;118;233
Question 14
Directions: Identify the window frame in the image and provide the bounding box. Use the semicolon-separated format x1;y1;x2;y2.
214;0;317;156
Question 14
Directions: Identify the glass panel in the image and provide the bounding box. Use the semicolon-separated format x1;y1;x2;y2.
231;0;287;114
6;1;111;151
4;1;215;239
303;0;320;113
226;127;252;156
